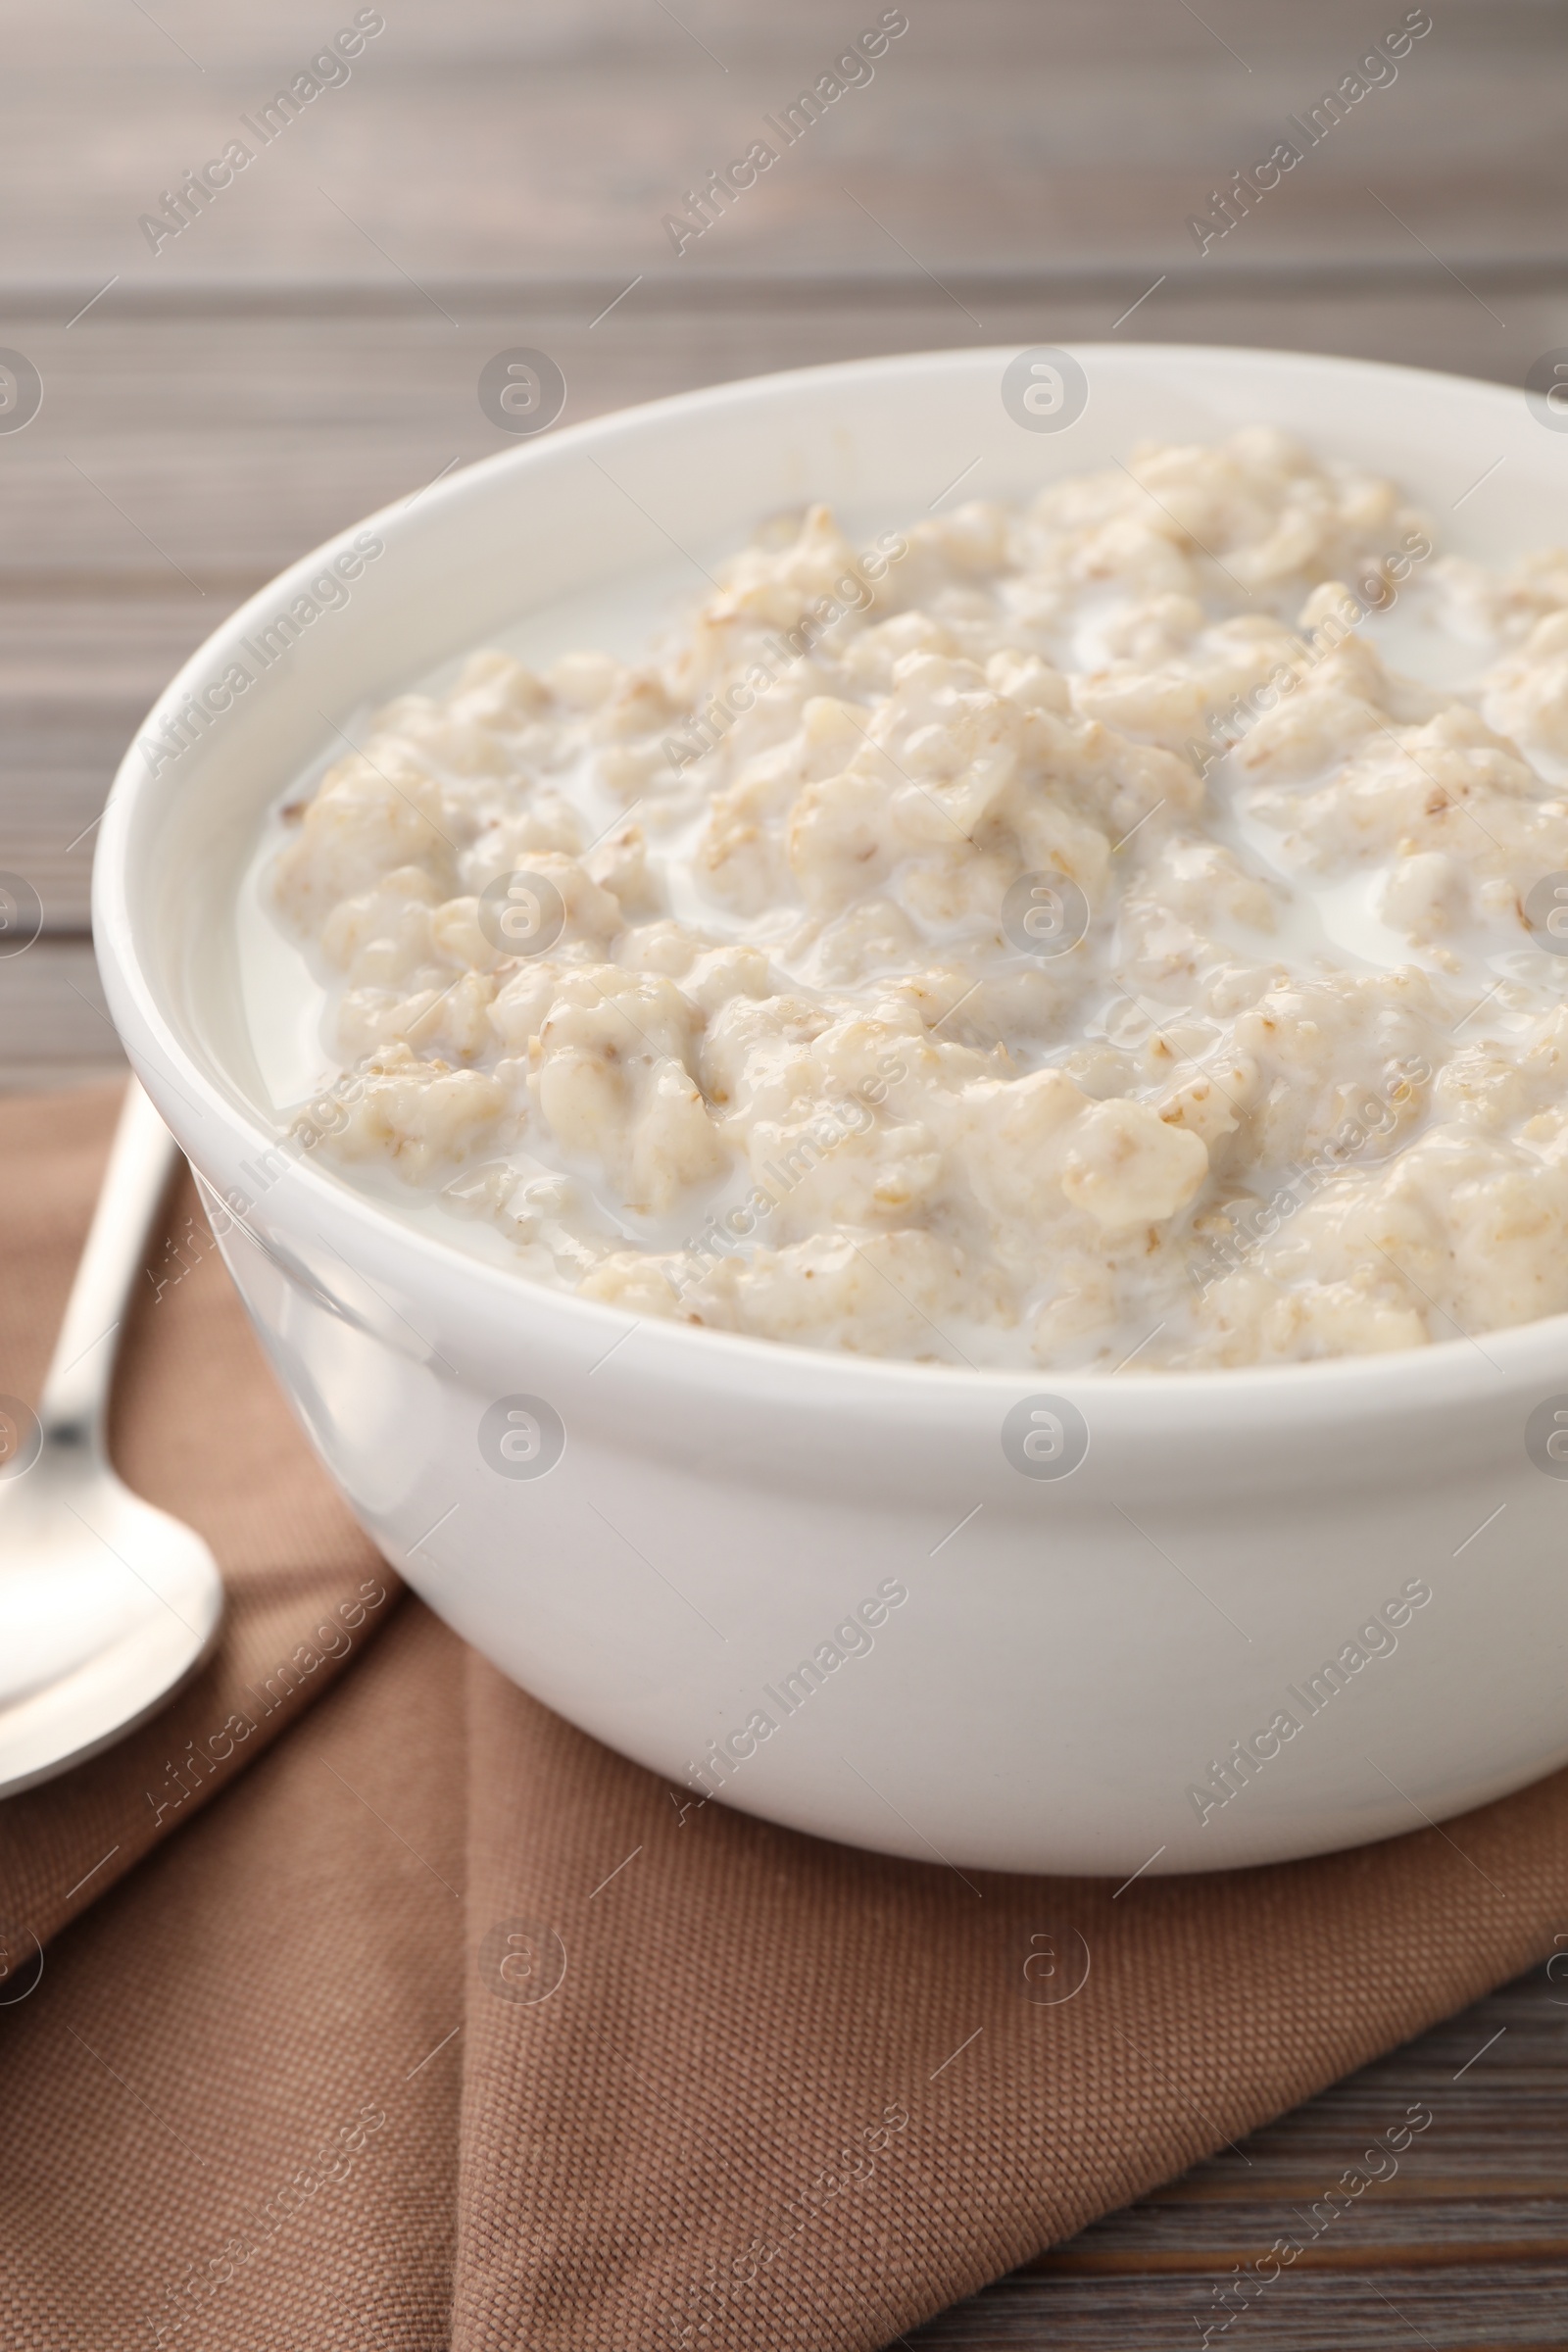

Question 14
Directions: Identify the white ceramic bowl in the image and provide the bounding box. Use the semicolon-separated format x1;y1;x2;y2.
94;344;1568;1876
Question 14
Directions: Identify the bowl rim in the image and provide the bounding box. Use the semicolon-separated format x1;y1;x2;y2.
91;337;1568;1421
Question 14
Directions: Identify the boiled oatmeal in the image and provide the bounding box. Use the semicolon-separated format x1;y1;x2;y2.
269;429;1568;1369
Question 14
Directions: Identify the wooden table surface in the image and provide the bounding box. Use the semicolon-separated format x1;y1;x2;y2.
3;3;1565;2341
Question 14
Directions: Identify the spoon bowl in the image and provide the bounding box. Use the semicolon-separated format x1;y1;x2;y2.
0;1083;224;1798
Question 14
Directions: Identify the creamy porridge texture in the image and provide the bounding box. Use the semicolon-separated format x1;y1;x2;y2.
268;430;1568;1369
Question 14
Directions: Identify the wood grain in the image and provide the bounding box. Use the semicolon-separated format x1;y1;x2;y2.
912;1965;1568;2349
0;939;122;1092
3;2;1566;2342
4;0;1567;284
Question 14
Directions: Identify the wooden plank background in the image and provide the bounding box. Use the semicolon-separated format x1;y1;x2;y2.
3;3;1566;2341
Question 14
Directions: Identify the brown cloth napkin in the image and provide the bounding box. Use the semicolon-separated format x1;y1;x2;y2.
3;1084;1567;2352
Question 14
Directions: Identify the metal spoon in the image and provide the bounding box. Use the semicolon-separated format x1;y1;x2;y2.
0;1079;224;1796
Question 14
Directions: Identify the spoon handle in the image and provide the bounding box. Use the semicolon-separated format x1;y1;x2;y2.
38;1079;180;1450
